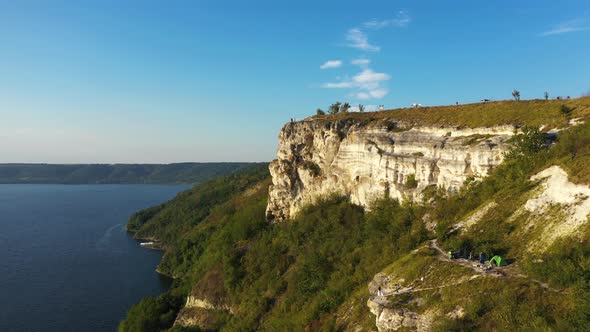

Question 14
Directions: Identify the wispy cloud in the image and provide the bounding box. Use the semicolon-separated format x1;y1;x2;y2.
541;19;589;36
322;69;391;99
351;58;370;67
320;60;343;69
363;11;411;29
346;28;380;52
322;81;354;88
319;12;409;100
356;89;388;100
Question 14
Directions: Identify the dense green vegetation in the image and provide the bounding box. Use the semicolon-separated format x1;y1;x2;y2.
121;119;590;331
121;163;428;331
119;294;184;332
0;163;257;184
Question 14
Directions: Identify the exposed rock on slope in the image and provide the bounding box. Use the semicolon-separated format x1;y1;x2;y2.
174;267;233;329
267;119;513;222
523;166;590;249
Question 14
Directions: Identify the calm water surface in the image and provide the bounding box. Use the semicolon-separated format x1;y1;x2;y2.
0;184;190;332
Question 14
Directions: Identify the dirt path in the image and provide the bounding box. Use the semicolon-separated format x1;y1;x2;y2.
429;239;564;293
370;240;565;309
429;239;506;277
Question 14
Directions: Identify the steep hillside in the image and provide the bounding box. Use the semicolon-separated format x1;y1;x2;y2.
121;98;590;332
364;121;590;331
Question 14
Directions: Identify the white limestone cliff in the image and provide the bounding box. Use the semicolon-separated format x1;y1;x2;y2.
266;118;514;222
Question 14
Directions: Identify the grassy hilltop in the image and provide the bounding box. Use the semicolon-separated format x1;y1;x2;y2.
318;97;590;129
120;98;590;331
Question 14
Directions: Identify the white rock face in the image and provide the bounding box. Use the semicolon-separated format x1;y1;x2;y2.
524;166;590;248
266;119;513;222
174;295;234;328
367;298;433;332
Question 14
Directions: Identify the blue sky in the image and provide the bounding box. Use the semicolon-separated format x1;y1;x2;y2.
1;0;589;163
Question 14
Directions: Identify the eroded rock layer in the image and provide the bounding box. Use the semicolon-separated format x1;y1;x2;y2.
266;119;513;222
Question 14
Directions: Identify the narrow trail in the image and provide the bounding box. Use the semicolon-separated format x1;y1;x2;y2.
371;240;564;306
429;239;564;293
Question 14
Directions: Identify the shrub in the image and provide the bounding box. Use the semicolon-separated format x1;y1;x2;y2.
316;108;325;115
560;104;573;117
405;174;418;189
301;161;321;177
118;293;183;332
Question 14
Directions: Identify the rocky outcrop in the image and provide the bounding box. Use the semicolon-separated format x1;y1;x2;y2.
173;266;234;329
367;299;433;332
267;118;513;222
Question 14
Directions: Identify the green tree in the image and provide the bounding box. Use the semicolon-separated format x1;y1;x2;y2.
316;108;325;115
340;102;351;113
544;91;549;100
358;104;365;112
328;102;341;114
512;89;521;101
505;126;546;160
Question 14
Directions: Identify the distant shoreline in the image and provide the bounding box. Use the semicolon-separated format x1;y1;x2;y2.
0;162;265;185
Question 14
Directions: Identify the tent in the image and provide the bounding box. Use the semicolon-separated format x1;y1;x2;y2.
490;255;507;267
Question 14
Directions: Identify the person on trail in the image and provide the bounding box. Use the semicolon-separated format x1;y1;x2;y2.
377;286;383;297
479;252;487;264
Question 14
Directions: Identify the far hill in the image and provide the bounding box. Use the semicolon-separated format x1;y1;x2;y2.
0;163;262;184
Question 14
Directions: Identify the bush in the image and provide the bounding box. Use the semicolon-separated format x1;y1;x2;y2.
561;104;573;117
505;126;547;160
405;174;418;189
301;161;321;177
118;293;183;332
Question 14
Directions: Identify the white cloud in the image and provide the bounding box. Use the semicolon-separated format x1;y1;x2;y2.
541;19;589;36
351;58;370;66
356;92;371;99
346;28;380;52
356;89;388;100
320;60;343;69
363;11;411;29
353;69;390;84
369;89;388;99
321;68;391;99
322;81;354;88
318;14;407;100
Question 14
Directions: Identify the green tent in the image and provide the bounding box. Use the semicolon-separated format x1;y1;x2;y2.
490;255;507;267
